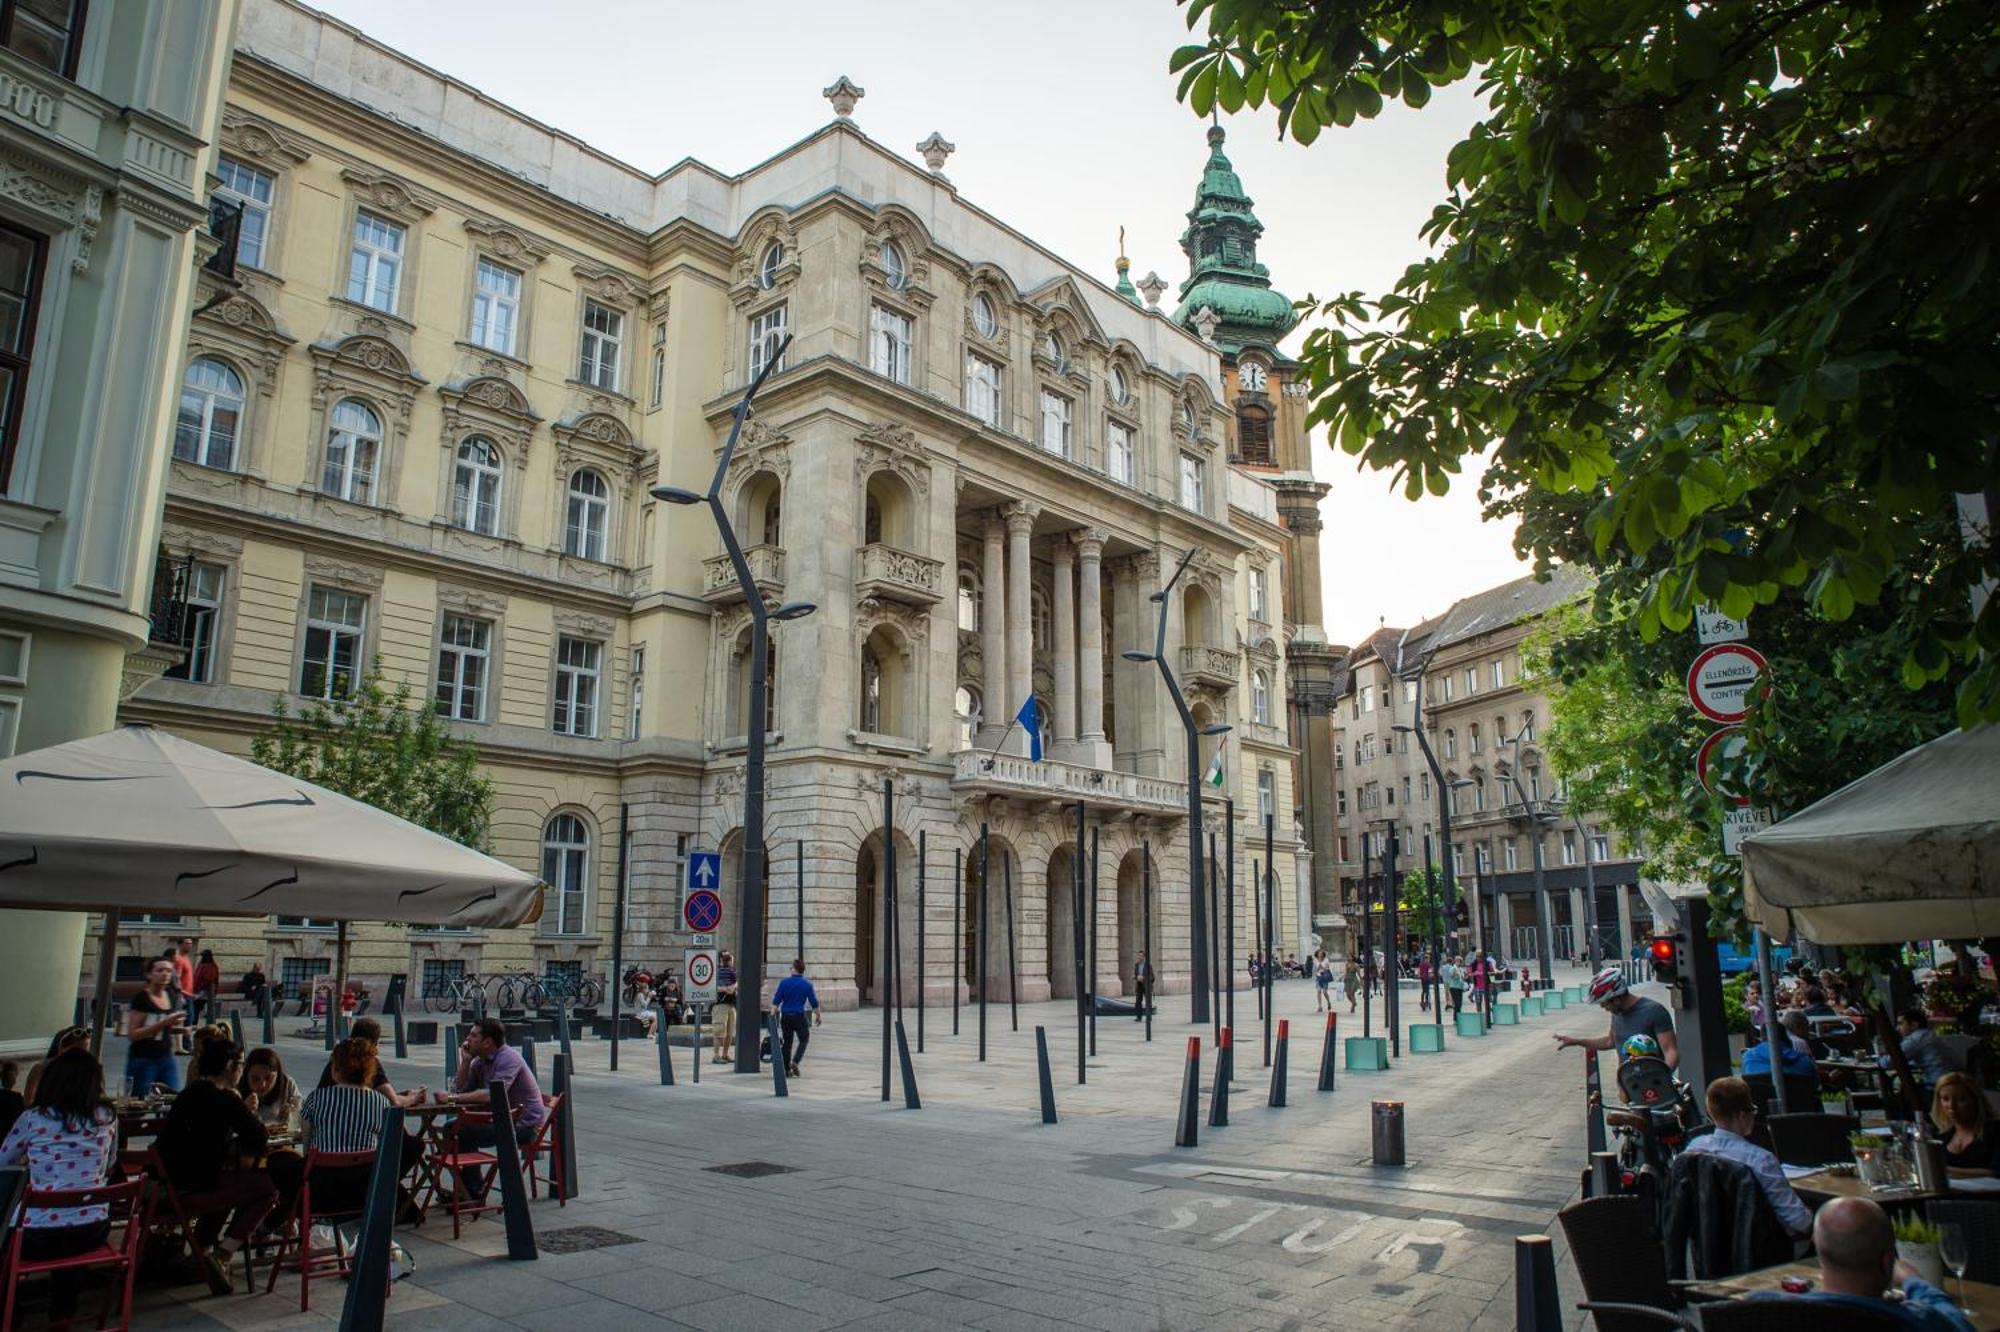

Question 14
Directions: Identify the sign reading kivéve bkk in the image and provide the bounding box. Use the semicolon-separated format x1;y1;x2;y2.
1686;643;1768;724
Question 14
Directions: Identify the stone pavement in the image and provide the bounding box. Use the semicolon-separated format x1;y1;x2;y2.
107;966;1627;1330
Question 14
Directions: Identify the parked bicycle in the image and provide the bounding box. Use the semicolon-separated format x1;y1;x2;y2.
420;971;490;1016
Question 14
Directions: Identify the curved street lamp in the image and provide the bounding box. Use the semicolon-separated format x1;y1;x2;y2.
651;333;814;1073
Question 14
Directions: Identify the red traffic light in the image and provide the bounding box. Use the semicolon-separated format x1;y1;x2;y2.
1649;937;1675;963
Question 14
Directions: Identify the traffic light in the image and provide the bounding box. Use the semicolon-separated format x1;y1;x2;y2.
1648;933;1680;985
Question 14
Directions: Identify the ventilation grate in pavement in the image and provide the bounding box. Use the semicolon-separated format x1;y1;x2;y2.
538;1226;645;1254
703;1161;799;1179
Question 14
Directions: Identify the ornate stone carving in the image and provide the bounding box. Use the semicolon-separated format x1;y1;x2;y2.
436;583;507;617
160;523;244;559
220;109;311;167
338;166;436;221
463;216;551;265
823;76;865;118
915;132;955;176
572;262;642;306
553;609;614;639
303;554;384;589
1071;527;1109;558
0;151;98;273
855;544;944;607
1003;502;1039;537
1137;271;1168;309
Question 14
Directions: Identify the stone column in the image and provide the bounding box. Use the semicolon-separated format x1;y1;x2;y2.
980;515;1007;744
1615;882;1635;963
1004;502;1037;751
1568;886;1588;963
1074;529;1110;769
1496;892;1516;962
1051;537;1078;753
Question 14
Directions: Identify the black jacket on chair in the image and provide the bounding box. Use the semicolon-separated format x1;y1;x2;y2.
1662;1151;1793;1280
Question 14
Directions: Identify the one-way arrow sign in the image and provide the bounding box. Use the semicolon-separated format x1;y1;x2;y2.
686;851;721;891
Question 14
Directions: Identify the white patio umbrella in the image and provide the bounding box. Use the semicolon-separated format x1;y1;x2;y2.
1742;724;2000;944
0;725;542;1046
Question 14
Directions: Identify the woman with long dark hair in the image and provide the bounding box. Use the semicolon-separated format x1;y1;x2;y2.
157;1037;277;1293
0;1050;119;1320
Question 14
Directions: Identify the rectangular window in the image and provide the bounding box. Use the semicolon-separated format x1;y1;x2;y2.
212;157;274;271
1360;685;1373;713
870;305;913;384
1107;420;1135;485
1401;775;1412;805
1592;833;1611;862
469;257;521;355
649;321;666;408
1561;832;1577;865
1;0;83;76
1038;389;1072;457
1248;566;1267;621
579;300;623;390
1463;666;1478;696
434;613;491;722
553;636;601;737
965;354;1001;427
1178;451;1205;512
346;210;404;313
1257;770;1276;826
1491;659;1506;689
164;562;225;685
0;223;44;491
749;304;787;377
1339;836;1350;861
1452;844;1465;875
1402;679;1417;704
1419;771;1431;802
1503;840;1519;872
1336;788;1348;816
420;958;466;998
300;586;366;701
1440;673;1453;702
627;643;645;740
278;958;332;996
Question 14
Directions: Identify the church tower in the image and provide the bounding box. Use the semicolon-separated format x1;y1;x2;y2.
1174;124;1346;942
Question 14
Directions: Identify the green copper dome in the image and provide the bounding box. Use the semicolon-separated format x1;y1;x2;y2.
1171;124;1295;353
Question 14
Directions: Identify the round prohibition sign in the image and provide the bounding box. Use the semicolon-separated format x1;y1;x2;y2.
687;953;716;988
683;888;723;932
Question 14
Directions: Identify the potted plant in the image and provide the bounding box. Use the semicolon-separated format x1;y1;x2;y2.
1893;1216;1945;1287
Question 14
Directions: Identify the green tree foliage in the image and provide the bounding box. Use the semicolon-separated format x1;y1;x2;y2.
251;665;494;852
1396;865;1453;944
1172;0;2000;723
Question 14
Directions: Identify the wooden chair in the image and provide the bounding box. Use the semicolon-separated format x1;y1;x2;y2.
262;1148;377;1311
521;1092;567;1205
423;1111;502;1239
1557;1196;1686;1332
136;1146;241;1293
1;1180;148;1332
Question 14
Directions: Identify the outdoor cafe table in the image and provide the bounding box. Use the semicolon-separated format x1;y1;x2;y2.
1789;1167;1951;1209
1689;1260;2000;1330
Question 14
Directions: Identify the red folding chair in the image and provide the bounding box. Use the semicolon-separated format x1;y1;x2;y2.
136;1146;243;1294
424;1112;501;1239
262;1148;376;1311
0;1179;148;1332
521;1092;567;1205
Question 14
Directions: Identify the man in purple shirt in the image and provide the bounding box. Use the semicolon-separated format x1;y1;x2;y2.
439;1017;547;1196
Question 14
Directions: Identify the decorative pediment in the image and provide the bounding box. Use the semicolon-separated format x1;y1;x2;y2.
853;420;931;496
554;411;651;482
303;553;384;590
463;216;551;266
553;609;614;639
729;209;801;309
198;290;286;339
725;418;793;486
313;334;420;385
854;596;930;649
218;109;310;168
1025;275;1109;348
160;523;244;560
339;167;436;222
554;411;634;451
436;583;507;617
440;374;535;422
572;262;644;307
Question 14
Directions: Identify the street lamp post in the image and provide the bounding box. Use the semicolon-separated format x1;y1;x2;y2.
1498;728;1555;986
652;333;814;1074
1122;547;1224;1027
1395;683;1471;1034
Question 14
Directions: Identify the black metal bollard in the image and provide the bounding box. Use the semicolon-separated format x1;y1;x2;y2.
1174;1036;1202;1149
894;1019;921;1110
1371;1100;1406;1167
1034;1026;1057;1124
228;1010;244;1050
336;1100;405;1331
555;1000;574;1063
260;988;274;1046
1514;1234;1562;1331
1208;1028;1232;1128
485;1080;537;1261
655;1009;675;1086
1317;1011;1337;1092
551;1052;579;1201
767;1013;788;1098
445;1024;461;1086
391;992;407;1061
518;1035;537;1077
1268;1019;1289;1108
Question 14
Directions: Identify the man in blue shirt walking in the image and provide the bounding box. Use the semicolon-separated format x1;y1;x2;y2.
772;958;821;1078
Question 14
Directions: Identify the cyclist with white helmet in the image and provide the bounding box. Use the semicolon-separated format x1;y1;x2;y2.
1555;966;1679;1069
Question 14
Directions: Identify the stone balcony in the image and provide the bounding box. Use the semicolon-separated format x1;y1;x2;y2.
951;749;1189;817
1178;643;1240;691
701;544;785;604
854;543;944;606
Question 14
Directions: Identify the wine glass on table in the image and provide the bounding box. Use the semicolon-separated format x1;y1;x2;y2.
1939;1221;1971;1315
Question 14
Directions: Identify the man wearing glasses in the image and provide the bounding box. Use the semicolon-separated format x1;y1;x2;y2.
1684;1075;1815;1239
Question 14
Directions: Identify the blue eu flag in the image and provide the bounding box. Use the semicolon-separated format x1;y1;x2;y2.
1014;695;1043;762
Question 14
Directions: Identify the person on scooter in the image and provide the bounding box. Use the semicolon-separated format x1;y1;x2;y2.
1556;966;1680;1069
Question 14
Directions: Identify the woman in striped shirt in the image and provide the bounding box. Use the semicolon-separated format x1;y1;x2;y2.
296;1038;394;1215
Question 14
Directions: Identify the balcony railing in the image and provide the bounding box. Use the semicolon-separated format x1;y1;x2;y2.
854;543;943;606
950;749;1189;816
701;544;785;604
1178;643;1240;691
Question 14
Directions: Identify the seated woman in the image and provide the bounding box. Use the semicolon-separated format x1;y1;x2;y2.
314;1018;426;1107
295;1038;406;1217
1932;1071;2000;1175
20;1026;88;1107
156;1037;277;1294
0;1050;119;1323
239;1047;302;1136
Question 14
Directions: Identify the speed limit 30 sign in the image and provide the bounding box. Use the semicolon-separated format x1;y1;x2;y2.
684;949;717;1004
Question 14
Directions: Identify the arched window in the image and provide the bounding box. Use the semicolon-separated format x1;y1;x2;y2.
323;398;381;503
1520;711;1536;743
879;241;907;290
1252;669;1272;725
1179;398;1197;434
1236;406;1273;465
1474;775;1488;812
741;472;782;548
971;293;997;338
1109;364;1131;406
956;566;980;633
540;813;591;935
955;684;980;750
860;641;883;733
1468;722;1482;754
1042;332;1065;371
1031;586;1052;653
858;626;907;737
565;469;610;561
1443;728;1457;759
452;437;502;535
864;471;913;547
758;242;784;290
174;356;244;470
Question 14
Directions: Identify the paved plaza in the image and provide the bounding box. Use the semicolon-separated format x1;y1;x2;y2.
114;967;1621;1330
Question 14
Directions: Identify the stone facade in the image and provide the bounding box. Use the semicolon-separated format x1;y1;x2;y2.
96;0;1309;1012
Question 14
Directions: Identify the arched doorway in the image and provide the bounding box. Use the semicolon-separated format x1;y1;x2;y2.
1045;844;1077;998
1115;848;1148;995
962;831;1017;1001
854;829;918;1008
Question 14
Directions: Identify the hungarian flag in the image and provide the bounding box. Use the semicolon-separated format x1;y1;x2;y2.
1205;746;1225;788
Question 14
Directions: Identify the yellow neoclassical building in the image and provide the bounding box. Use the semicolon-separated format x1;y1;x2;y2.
102;0;1334;1012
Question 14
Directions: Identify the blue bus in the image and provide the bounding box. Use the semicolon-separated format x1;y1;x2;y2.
1715;940;1793;976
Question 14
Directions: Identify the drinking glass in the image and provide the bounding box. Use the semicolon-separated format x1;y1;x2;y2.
1940;1222;1971;1314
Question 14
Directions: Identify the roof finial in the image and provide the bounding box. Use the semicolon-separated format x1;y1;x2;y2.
1114;227;1139;304
916;131;955;178
823;76;865;120
1137;270;1168;310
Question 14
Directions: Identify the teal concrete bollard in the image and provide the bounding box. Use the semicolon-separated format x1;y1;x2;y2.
1521;995;1544;1017
1344;1036;1389;1071
1456;1010;1487;1038
1409;1024;1445;1054
1544;992;1566;1010
1563;986;1584;1003
1494;1003;1520;1024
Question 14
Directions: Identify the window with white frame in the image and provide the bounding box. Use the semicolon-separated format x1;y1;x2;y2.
878;241;907;290
163;562;225;684
965;353;1000;427
1468;722;1482;754
1038;389;1072;457
579;300;622;390
322;398;381;503
758;242;784;290
1248;566;1268;621
870;305;913;384
469;257;521;355
174;356;243;470
1441;673;1454;702
1402;678;1417;704
553;636;601;737
1178;451;1205;512
954;684;980;751
564;469;610;562
1452;843;1465;875
1521;711;1536;742
1337;788;1348;816
435;613;490;722
1561;832;1577;865
1109;364;1131;406
1402;775;1413;804
1106;420;1134;485
1443;728;1456;759
749;304;786;377
346;210;404;313
1473;776;1487;811
971;293;997;338
627;643;645;740
540;813;590;934
1463;665;1478;695
451;437;502;536
212;157;273;271
1528;767;1542;801
1492;659;1506;689
1042;332;1066;372
956;567;980;632
1419;771;1431;802
1503;840;1518;871
648;321;666;408
1257;769;1275;825
300;586;366;701
1179;398;1197;434
1252;669;1272;724
1592;832;1610;861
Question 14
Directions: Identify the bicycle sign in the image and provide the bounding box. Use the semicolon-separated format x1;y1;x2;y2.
684;888;722;933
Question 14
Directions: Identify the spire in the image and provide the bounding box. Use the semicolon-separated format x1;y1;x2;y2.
1114;225;1139;305
1171;122;1295;353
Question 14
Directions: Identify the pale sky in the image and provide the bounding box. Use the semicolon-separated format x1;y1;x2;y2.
308;0;1528;645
